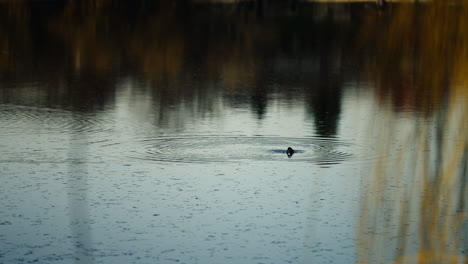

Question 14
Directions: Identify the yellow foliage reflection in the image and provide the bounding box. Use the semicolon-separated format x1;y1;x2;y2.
359;0;468;113
357;1;468;263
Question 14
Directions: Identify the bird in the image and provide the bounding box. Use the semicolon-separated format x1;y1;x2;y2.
286;147;294;157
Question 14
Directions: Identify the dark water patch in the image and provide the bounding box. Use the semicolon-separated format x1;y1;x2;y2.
94;135;379;165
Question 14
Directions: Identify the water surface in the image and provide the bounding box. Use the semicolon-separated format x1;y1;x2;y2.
0;1;467;263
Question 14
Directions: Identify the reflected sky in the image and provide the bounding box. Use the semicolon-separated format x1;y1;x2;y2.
0;1;467;264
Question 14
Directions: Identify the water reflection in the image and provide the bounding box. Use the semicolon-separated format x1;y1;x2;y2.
357;95;467;263
0;0;359;126
68;130;93;264
356;2;468;262
0;1;466;263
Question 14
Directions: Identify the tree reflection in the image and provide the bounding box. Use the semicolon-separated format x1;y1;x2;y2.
0;0;354;129
0;1;31;73
305;9;347;137
357;86;467;264
358;0;468;114
357;1;468;263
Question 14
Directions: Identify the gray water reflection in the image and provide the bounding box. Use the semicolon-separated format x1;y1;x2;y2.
68;131;94;264
0;1;467;264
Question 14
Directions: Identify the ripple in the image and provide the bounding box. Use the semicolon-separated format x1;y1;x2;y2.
0;104;112;135
95;135;375;165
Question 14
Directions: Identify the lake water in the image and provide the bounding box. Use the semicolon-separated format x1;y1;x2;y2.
0;1;467;263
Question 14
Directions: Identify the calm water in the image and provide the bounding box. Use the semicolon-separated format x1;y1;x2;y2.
0;1;467;263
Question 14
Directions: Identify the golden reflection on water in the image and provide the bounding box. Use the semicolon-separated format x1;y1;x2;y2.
358;0;468;113
358;93;467;263
358;1;468;263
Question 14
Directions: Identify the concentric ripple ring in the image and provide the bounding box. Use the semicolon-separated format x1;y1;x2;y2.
94;135;381;165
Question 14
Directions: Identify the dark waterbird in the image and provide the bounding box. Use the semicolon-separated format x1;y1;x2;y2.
286;147;294;157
